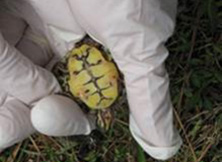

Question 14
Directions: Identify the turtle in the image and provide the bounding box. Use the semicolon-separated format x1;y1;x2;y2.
52;36;121;131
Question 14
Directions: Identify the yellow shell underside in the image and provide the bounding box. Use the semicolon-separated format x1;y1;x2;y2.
67;44;119;110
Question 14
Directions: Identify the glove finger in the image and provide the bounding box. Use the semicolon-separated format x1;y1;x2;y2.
0;33;61;105
16;27;53;67
0;3;27;46
31;95;95;136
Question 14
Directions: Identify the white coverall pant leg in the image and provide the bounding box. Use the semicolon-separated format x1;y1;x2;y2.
66;0;182;160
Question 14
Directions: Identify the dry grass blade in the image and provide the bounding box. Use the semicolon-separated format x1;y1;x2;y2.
174;108;198;161
28;136;46;162
6;143;22;162
196;140;214;162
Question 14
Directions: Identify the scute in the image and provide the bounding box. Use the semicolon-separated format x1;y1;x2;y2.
67;44;119;110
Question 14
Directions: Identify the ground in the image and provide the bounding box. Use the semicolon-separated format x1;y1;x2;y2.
0;0;222;161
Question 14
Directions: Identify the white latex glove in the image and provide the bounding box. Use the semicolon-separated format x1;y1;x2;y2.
31;94;95;136
27;0;182;160
0;0;95;151
0;5;60;150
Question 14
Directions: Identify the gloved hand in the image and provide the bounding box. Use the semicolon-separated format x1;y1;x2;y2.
0;4;62;150
28;0;182;160
0;2;94;151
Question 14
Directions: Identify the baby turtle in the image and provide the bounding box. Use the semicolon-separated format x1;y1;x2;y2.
52;36;121;131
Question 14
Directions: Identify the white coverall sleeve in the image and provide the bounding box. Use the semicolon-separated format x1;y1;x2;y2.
65;0;182;160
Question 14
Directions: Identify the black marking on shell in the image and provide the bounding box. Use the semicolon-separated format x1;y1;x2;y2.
71;46;114;107
83;75;104;86
73;69;84;75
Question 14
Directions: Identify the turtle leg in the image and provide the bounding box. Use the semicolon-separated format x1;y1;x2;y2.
96;109;113;131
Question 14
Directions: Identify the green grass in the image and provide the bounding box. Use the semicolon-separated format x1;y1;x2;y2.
1;0;222;161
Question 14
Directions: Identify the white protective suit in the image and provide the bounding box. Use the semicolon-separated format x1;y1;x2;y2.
0;0;182;160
